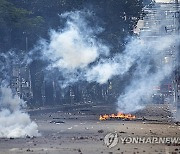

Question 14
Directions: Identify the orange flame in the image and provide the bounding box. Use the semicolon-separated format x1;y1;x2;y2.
99;112;136;121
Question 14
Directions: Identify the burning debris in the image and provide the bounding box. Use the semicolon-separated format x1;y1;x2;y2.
99;112;136;121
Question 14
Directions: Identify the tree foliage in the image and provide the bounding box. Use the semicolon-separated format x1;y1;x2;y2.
0;0;144;105
0;0;143;52
0;0;44;51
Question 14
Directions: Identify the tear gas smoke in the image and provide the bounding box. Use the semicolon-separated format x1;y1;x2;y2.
39;11;111;85
38;9;179;113
41;11;110;69
116;4;180;112
0;86;40;138
0;53;40;138
0;3;179;138
38;11;139;85
86;61;120;84
117;35;178;112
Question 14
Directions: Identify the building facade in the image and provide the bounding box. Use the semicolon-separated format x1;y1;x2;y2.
136;0;180;108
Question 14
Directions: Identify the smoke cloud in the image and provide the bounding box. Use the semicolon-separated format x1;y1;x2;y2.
42;22;99;70
38;11;112;85
40;11;109;68
0;52;40;138
86;60;120;84
37;9;179;113
0;3;178;138
116;11;179;112
38;11;146;86
0;86;40;138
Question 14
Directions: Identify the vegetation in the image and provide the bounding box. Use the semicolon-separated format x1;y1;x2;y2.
0;0;44;51
0;0;143;52
0;0;144;106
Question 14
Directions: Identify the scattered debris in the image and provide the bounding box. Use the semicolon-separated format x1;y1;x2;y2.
174;122;180;125
50;120;65;124
78;136;89;140
26;135;31;138
26;135;36;139
119;131;126;134
26;148;33;152
98;129;104;133
166;143;180;146
78;148;82;154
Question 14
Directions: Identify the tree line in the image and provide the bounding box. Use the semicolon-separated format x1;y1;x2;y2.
0;0;145;107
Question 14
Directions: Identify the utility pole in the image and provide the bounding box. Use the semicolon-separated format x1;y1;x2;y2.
25;36;28;52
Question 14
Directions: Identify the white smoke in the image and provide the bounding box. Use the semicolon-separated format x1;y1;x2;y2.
118;61;173;112
38;8;179;113
116;6;179;112
0;86;40;138
39;11;144;85
38;11;113;86
41;11;109;70
42;23;99;70
86;60;120;84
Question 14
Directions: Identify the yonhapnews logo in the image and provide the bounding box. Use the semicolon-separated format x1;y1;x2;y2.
104;133;180;148
120;136;180;144
104;132;118;148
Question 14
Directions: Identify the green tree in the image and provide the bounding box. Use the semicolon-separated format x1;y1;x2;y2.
0;0;44;51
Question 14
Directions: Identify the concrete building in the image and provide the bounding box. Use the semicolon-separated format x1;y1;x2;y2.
11;64;33;103
136;0;180;108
